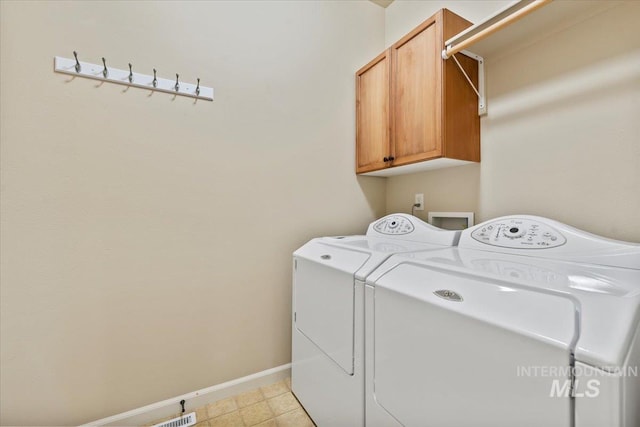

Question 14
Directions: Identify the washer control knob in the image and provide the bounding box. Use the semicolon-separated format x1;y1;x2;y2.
503;226;526;239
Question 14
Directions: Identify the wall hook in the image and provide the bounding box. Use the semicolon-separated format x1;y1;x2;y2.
54;55;213;100
73;51;81;73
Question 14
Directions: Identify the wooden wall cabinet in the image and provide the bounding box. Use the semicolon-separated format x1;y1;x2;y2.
356;9;480;176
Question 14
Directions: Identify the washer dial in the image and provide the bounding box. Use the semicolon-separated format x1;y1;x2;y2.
503;226;526;239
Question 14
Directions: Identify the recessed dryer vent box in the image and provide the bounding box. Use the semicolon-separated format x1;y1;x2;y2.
427;212;474;230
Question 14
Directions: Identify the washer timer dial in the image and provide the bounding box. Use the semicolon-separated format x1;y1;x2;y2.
503;226;526;239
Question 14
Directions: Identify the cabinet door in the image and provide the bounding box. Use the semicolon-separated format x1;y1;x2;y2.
356;50;390;174
391;14;442;166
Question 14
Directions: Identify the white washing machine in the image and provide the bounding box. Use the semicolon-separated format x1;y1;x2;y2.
291;214;461;427
365;215;640;427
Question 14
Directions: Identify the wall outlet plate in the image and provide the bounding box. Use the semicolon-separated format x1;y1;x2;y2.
414;193;424;211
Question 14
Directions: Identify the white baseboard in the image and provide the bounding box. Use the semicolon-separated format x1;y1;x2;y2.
83;364;291;427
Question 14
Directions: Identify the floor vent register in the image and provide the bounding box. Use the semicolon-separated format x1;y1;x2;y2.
151;412;196;427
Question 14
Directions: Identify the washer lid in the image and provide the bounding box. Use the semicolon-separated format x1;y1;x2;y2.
368;248;640;369
372;260;578;351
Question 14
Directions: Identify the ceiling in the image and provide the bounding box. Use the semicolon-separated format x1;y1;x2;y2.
369;0;394;8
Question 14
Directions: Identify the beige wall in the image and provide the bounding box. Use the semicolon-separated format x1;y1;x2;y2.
0;1;386;424
384;0;511;46
385;1;640;242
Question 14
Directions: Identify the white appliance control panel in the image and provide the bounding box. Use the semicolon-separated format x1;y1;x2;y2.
471;218;566;249
460;215;640;269
373;215;415;235
367;214;460;246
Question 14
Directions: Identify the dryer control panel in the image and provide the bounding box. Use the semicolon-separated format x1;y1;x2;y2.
471;218;566;249
373;215;415;235
367;213;460;246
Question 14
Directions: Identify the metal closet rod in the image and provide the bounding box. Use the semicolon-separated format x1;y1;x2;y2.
442;0;552;59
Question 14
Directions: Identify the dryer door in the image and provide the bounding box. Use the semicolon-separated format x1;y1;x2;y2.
294;244;369;375
371;263;579;427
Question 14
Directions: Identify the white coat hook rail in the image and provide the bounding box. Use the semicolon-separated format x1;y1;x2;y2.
54;52;214;101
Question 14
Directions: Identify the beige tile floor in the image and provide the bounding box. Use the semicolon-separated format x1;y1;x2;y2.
147;377;315;427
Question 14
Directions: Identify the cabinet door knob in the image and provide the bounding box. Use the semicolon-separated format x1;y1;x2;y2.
389;156;395;161
383;157;389;162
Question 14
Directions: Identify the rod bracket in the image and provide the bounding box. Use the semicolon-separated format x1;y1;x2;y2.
445;49;486;116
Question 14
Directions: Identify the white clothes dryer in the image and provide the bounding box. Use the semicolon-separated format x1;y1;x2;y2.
365;215;640;427
291;214;461;427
